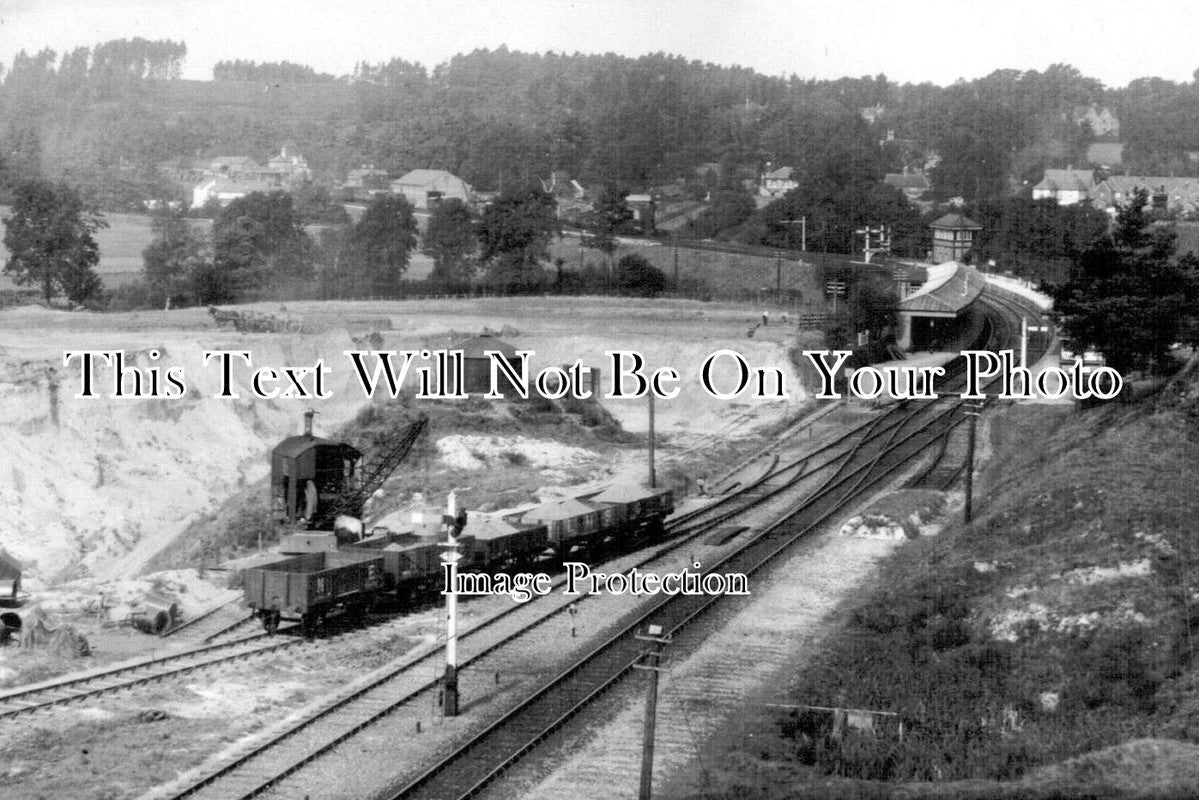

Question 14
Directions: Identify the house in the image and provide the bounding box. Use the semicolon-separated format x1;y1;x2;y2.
183;146;312;210
1031;168;1095;205
929;213;982;264
390;169;474;210
883;169;932;203
625;193;656;234
1072;104;1120;139
263;146;312;186
208;156;262;179
192;176;279;209
541;170;586;200
1092;176;1199;216
759;165;798;198
343;165;391;200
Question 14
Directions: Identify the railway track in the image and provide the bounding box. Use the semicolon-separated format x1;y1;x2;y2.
147;445;867;800
0;628;303;720
158;595;243;639
372;287;1041;800
119;280;1046;800
381;381;971;800
138;288;1027;800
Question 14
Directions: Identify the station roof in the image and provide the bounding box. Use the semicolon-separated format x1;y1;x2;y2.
898;262;986;317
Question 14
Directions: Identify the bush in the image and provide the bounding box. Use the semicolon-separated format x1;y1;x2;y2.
613;254;667;297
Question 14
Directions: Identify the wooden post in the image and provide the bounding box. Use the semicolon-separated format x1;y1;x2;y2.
964;401;983;523
635;625;671;800
648;389;656;488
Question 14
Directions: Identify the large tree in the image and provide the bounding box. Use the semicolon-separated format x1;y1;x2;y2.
343;194;418;297
142;205;205;307
476;187;559;292
1052;190;1199;373
582;186;633;260
422;198;477;290
2;179;106;305
211;191;313;301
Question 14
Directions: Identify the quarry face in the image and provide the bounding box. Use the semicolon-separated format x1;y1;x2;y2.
0;297;801;590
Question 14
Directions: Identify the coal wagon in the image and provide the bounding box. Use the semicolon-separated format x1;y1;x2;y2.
244;550;385;635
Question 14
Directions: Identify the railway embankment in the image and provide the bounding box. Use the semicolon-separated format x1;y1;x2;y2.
685;382;1199;798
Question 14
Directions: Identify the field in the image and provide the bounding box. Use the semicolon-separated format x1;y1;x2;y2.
549;234;826;308
0;208;438;291
0;205;824;306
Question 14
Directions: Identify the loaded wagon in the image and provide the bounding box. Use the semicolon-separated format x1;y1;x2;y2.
243;550;384;635
521;497;604;558
460;513;549;572
583;483;675;540
346;531;443;599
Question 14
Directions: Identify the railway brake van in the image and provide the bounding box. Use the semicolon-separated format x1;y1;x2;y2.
245;550;385;636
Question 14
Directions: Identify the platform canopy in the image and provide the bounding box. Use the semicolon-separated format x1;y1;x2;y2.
898;261;985;318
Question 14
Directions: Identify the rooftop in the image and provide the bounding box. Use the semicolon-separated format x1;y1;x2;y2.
394;169;468;187
1035;168;1095;193
930;213;982;231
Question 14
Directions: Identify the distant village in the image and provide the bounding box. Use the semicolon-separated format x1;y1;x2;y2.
152;101;1197;236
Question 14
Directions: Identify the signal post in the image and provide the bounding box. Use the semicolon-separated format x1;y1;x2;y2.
441;491;467;716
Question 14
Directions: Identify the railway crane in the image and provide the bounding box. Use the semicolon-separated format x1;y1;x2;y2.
271;409;428;534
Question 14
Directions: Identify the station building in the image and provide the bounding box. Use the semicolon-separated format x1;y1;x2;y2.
896;261;986;351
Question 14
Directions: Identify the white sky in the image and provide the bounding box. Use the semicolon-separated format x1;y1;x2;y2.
1;0;1197;88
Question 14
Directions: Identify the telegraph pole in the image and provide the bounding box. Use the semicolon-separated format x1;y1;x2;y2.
635;623;672;800
963;400;984;523
1020;317;1028;370
648;389;656;488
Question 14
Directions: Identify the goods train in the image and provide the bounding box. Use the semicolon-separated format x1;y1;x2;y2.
244;421;673;635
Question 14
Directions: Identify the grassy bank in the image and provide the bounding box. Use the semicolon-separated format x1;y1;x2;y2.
689;393;1199;797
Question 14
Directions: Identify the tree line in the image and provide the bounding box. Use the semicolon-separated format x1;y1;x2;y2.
212;60;337;84
6;44;1199;210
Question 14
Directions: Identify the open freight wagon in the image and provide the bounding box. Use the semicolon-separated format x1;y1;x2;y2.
243;550;384;635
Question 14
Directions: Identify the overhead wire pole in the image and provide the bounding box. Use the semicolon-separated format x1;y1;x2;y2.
963;400;984;523
648;388;656;488
634;623;672;800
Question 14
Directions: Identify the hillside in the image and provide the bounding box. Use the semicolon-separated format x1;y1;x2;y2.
685;380;1199;798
